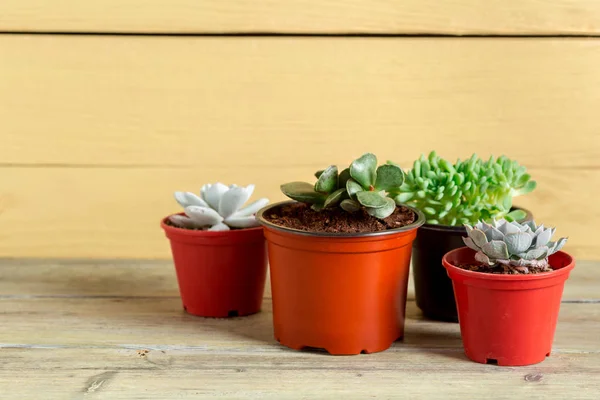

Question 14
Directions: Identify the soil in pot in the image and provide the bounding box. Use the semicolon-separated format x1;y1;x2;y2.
161;214;268;318
443;247;575;366
263;202;416;233
258;201;425;355
411;207;533;322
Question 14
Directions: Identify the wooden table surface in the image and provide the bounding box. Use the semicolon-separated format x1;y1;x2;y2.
1;258;599;399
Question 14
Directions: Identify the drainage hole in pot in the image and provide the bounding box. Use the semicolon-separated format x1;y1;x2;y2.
360;349;369;354
228;310;239;317
486;358;498;365
183;306;187;311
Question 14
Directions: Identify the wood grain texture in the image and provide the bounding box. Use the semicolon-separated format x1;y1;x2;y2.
0;259;598;399
1;36;599;258
1;1;599;35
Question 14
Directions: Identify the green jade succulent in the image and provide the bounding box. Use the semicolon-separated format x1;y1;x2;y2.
463;219;568;274
280;153;405;219
393;151;536;226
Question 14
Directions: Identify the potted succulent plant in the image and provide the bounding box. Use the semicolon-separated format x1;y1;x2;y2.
393;151;536;321
161;183;269;318
256;153;425;355
442;219;574;366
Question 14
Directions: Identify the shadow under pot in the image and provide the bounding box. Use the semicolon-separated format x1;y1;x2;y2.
257;201;425;355
411;207;533;322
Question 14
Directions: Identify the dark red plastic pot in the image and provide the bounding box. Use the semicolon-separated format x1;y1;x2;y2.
161;213;268;318
257;201;425;355
412;207;533;322
443;247;575;366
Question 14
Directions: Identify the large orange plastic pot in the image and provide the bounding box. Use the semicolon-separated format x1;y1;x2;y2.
443;247;575;366
257;201;425;355
161;213;268;318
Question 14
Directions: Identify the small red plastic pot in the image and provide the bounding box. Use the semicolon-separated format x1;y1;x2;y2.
442;247;575;366
161;213;268;318
257;201;425;355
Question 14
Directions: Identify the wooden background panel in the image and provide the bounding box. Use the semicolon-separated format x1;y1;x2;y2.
1;36;599;168
0;1;599;35
0;167;595;259
1;36;599;259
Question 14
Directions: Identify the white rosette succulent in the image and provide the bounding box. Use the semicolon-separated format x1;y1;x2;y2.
463;219;568;273
169;183;269;231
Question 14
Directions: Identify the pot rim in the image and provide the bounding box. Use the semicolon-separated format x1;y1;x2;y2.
417;205;534;234
256;200;426;238
442;246;575;281
160;212;264;237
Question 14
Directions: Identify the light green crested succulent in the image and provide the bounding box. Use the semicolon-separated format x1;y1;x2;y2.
280;153;405;219
392;151;536;226
463;219;568;273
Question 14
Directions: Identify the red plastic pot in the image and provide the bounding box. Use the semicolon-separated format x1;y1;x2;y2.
442;247;575;366
257;201;425;355
161;213;268;318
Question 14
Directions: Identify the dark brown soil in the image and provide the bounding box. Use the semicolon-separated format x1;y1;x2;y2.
263;202;416;233
457;263;552;275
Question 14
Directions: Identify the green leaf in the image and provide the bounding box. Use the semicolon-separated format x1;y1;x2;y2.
374;164;405;191
350;153;377;188
394;192;414;204
346;178;363;198
323;188;347;208
280;182;326;204
314;165;338;194
311;203;324;211
366;197;396;219
506;209;526;222
356;191;388;208
314;170;324;179
338;168;351;188
340;199;360;213
513;180;537;196
423;207;436;215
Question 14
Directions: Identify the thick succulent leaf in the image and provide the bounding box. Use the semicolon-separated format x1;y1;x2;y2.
464;224;473;235
233;198;269;218
324;188;347;208
204;183;229;210
218;186;250;219
504;232;533;254
366;197;396;219
513;180;537;196
356;191;388;208
208;223;230;232
185;205;224;226
314;170;324;179
498;220;520;235
280;182;326;204
346;179;364;199
475;252;493;265
224;216;260;228
394;192;414;204
174;191;209;208
485;226;505;241
338;168;351;189
350;153;377;188
462;237;480;251
523;220;537;231
534;224;545;235
340;199;361;213
314;165;338;194
506;209;527;222
374;164;405;191
468;229;489;248
482;240;510;260
534;228;552;247
552;237;568;253
168;215;197;229
311;203;324;211
520;247;548;260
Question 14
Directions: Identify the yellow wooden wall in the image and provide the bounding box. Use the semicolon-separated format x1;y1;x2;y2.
1;2;599;259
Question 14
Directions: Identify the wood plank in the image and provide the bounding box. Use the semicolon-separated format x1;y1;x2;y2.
0;259;598;300
1;1;599;35
0;349;598;399
2;36;599;168
1;298;598;351
0;167;595;259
